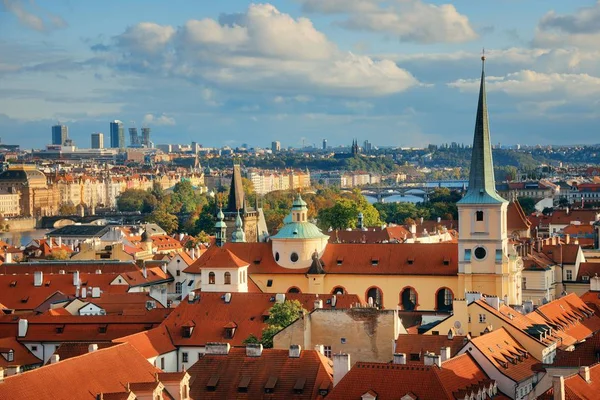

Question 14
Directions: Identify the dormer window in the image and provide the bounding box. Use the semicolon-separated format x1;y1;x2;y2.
476;211;484;221
407;258;414;265
209;272;215;284
224;272;231;285
182;324;194;338
371;259;379;266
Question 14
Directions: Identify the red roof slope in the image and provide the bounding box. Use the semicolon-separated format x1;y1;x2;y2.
187;347;333;400
395;333;468;363
0;336;42;369
113;325;176;358
0;343;161;400
185;246;249;273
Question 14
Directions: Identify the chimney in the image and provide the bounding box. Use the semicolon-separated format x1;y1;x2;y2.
565;234;570;244
58;236;62;247
92;287;100;298
224;293;232;303
314;344;324;355
246;343;263;357
314;299;323;309
465;292;483;304
523;300;534;314
81;287;87;298
34;271;43;287
188;292;195;303
484;296;500;311
190;248;195;260
161;263;167;274
333;353;351;386
0;368;4;383
424;353;441;368
275;293;286;304
205;342;230;355
18;319;28;337
579;366;591;383
88;344;98;353
5;251;12;264
95;269;102;274
289;344;301;358
553;375;565;400
50;354;60;364
73;270;80;286
410;224;417;235
393;353;406;364
535;239;542;253
440;347;451;362
591;275;600;292
331;295;337;307
142;266;147;279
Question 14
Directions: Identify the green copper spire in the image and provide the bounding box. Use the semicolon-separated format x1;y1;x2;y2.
459;55;506;205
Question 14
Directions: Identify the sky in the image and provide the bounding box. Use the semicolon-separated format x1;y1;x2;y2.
1;0;600;149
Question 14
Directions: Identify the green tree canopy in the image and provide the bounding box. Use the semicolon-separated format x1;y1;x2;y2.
147;209;179;234
245;300;306;348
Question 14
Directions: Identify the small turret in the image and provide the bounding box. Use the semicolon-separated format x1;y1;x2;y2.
231;210;246;243
215;207;227;247
357;212;364;230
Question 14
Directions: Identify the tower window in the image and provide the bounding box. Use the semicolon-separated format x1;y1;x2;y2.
474;247;487;260
275;252;280;262
224;272;231;285
208;272;215;284
476;211;484;221
290;252;299;263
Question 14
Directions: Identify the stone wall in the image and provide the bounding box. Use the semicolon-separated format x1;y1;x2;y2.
6;217;36;231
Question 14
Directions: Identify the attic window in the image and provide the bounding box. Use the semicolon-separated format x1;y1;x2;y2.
98;325;107;334
371;259;379;266
318;381;330;396
443;258;450;266
407;258;414;265
206;376;219;391
182;326;194;338
55;326;64;334
583;276;590;281
264;376;278;393
267;279;273;287
9;281;16;287
337;258;343;266
293;377;307;394
224;327;236;339
253;258;261;265
238;376;251;392
21;296;29;303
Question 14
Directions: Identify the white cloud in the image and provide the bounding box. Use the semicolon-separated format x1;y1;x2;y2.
102;3;418;97
534;2;600;49
448;70;600;97
2;0;67;31
298;0;477;44
143;113;176;125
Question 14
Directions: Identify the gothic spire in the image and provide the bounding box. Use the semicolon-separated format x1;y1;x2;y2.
459;55;506;204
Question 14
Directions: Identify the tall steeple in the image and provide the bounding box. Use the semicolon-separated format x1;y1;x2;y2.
459;54;506;204
226;162;246;213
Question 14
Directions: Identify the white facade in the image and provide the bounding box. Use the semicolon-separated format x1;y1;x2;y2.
200;266;249;293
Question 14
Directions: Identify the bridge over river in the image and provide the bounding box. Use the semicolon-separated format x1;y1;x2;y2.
345;180;467;203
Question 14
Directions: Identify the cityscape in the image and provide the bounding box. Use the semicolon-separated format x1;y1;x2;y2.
1;1;600;400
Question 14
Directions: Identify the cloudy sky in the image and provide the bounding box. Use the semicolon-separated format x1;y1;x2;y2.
1;0;600;149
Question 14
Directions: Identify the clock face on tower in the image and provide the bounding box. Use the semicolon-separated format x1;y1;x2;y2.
474;247;487;260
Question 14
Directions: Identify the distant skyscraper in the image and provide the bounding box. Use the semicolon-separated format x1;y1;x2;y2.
51;125;68;145
322;139;327;150
91;133;104;149
109;120;125;149
141;127;151;147
271;141;281;153
129;127;139;146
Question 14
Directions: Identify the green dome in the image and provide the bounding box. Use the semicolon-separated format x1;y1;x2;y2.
292;194;308;210
283;212;293;224
271;222;328;240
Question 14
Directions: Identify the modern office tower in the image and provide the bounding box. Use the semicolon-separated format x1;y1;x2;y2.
129;127;139;146
322;139;327;150
91;133;104;149
109;120;125;149
271;141;281;152
51;125;68;145
141;127;151;147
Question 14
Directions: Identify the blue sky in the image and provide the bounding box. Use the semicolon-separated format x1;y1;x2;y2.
1;0;600;149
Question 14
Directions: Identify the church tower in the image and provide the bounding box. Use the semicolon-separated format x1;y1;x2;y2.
457;55;522;305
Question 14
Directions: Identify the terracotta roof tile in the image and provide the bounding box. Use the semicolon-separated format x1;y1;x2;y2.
113;325;176;358
185;247;249;273
187;347;333;400
0;336;42;369
51;342;116;362
395;333;468;363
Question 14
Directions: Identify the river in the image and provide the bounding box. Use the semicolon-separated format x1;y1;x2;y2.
0;229;49;247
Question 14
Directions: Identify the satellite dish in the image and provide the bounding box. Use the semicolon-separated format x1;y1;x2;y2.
458;329;465;335
454;321;462;329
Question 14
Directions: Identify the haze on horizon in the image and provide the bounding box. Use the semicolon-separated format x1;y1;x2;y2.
1;0;600;149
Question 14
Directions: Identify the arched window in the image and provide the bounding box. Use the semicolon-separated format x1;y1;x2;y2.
175;282;182;294
287;287;301;293
224;272;231;285
400;287;418;311
366;287;383;308
436;287;453;312
208;272;215;284
476;211;484;221
331;286;346;295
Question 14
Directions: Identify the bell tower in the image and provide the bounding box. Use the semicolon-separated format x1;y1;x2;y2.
457;55;522;305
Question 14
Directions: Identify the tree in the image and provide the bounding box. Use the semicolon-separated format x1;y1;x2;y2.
241;177;256;208
58;203;77;216
172;180;198;214
48;249;69;260
518;197;536;215
244;300;306;348
147;209;179;234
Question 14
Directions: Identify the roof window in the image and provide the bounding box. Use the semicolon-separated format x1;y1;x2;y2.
206;376;219;391
264;376;278;393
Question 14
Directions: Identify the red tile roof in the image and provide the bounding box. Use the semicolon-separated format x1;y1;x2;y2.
187;347;333;400
550;210;599;226
113;325;176;358
78;292;165;315
395;333;468;363
328;225;412;244
185;247;249;273
0;343;161;400
541;244;581;265
51;342;116;362
328;353;503;400
468;327;539;383
576;263;600;281
163;292;361;347
0;336;42;369
552;330;600;367
542;362;600;399
507;200;531;233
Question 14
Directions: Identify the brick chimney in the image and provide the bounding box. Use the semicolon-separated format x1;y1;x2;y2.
393;353;406;364
579;366;590;383
246;343;263;357
289;345;301;358
333;353;351;386
553;375;565;400
34;271;43;287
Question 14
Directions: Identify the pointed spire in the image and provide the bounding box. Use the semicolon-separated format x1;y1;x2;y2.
215;207;227;247
460;54;506;204
232;209;246;243
226;163;245;213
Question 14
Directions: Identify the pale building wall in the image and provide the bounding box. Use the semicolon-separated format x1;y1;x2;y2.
200;266;248;293
273;308;400;364
178;346;204;371
271;237;329;270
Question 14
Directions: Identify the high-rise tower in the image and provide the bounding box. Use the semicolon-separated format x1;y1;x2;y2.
109;120;125;149
457;56;522;305
51;125;68;145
